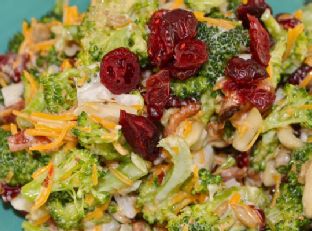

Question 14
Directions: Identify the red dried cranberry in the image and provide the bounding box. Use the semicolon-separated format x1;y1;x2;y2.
248;14;271;66
148;33;173;67
235;152;249;168
174;39;208;69
288;64;312;85
169;66;200;80
276;14;301;29
148;9;168;33
237;0;272;28
0;183;21;202
100;48;141;94
119;110;160;161
225;57;268;84
244;88;275;111
0;53;29;83
160;9;197;51
145;70;170;120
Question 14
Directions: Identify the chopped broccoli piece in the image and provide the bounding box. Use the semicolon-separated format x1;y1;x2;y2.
184;0;227;13
41;70;77;113
262;84;312;132
168;186;270;231
265;144;312;230
72;112;120;160
172;24;249;99
200;89;218;124
0;129;49;186
193;168;222;194
7;32;24;53
251;131;279;172
36;47;63;68
47;191;84;230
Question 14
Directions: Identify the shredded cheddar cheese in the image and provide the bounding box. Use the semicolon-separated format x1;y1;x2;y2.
84;202;110;221
92;164;98;186
61;59;72;71
32;165;50;179
33;214;50;226
63;5;82;26
283;23;304;60
109;167;133;186
24;71;38;103
31;112;77;121
32;39;56;52
32;162;54;210
294;9;303;20
90;114;117;130
194;12;236;30
10;123;18;135
299;72;312;88
229;192;241;204
1;124;11;132
170;0;185;9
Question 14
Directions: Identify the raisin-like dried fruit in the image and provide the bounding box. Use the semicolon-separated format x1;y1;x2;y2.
276;14;301;29
235;152;249;168
237;0;272;28
119;110;160;161
225;57;268;84
169;66;200;80
174;39;208;69
244;88;275;111
288;64;312;85
148;9;168;33
248;14;271;66
145;70;170;120
100;48;141;94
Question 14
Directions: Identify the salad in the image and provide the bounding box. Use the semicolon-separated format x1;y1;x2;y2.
1;0;312;230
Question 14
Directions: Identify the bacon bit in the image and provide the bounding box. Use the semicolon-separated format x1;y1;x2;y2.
33;214;50;226
164;102;200;136
0;101;25;124
283;23;304;60
109;167;133;186
32;162;53;210
7;131;33;152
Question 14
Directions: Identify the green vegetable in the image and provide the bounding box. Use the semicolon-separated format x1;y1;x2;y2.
79;0;158;65
168;186;270;231
262;84;312;132
251;131;279;172
265;144;312;230
73;112;120;160
261;10;287;88
137;136;193;224
184;0;227;13
47;191;84;230
22;221;49;231
7;32;24;53
41;70;77;113
193;168;222;194
0;129;49;186
172;24;249;99
36;48;63;68
200;89;218;124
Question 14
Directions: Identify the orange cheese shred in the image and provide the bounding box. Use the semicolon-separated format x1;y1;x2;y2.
10;123;18;135
31;112;77;121
63;5;82;26
283;23;304;60
24;71;38;103
90;115;117;130
92;164;98;186
33;214;51;226
299;72;312;88
109;167;133;186
194;12;236;30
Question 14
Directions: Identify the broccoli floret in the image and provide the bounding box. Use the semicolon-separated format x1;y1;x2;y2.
41;70;77;113
171;24;249;98
262;84;312;132
36;48;63;68
184;0;227;13
251;131;279;172
73;112;120;160
200;89;218;124
7;32;24;53
193;169;222;194
168;186;270;231
0;129;49;186
265;144;312;230
47;191;84;230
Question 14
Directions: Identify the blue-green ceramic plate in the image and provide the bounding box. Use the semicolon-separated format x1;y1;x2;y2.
0;0;305;230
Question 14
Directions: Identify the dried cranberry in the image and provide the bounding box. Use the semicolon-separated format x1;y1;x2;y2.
145;70;170;120
119;110;160;161
237;0;272;28
244;88;275;111
288;64;312;85
235;152;249;168
0;183;21;202
169;66;200;80
0;53;29;83
225;57;268;84
148;33;173;67
174;39;208;69
148;9;168;33
100;48;141;94
276;14;301;29
160;9;197;52
248;14;271;66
